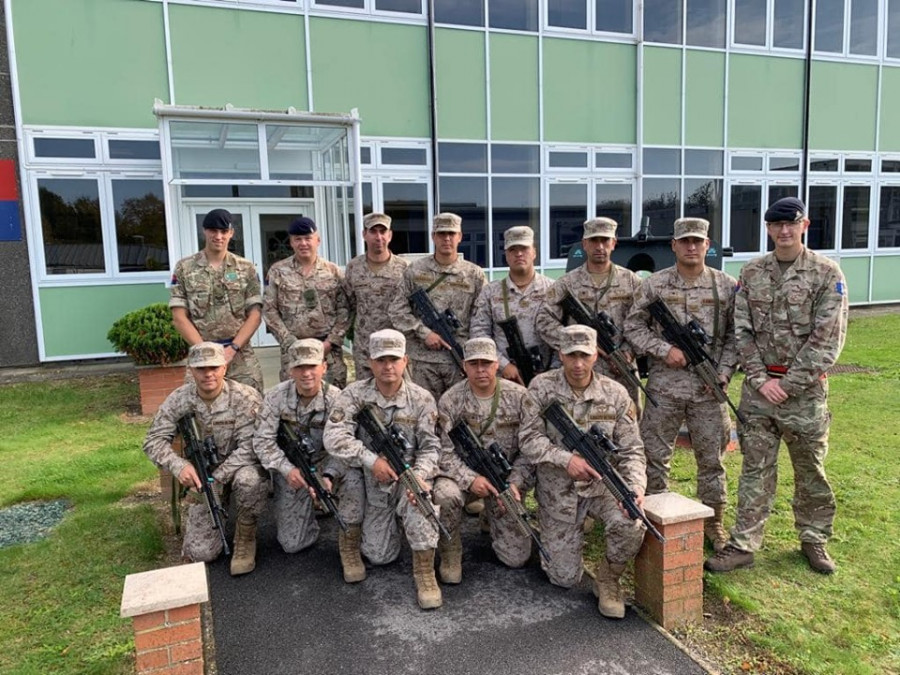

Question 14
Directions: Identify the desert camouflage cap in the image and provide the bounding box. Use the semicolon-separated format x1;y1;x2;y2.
463;337;498;362
560;325;598;355
504;226;535;249
188;342;226;368
369;329;406;359
433;212;462;233
364;212;392;230
583;217;618;239
288;338;324;369
673;217;710;240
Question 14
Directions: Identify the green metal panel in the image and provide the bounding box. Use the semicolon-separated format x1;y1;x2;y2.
728;54;804;149
642;47;682;146
543;38;636;144
808;62;877;151
543;267;567;280
685;50;725;147
837;256;870;304
871;255;900;302
39;284;169;358
723;260;745;278
12;0;169;127
310;18;429;137
490;34;539;142
170;5;307;112
879;66;900;152
435;28;486;140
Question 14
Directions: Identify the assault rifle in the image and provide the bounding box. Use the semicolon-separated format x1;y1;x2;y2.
176;414;230;556
409;287;466;373
646;298;746;424
497;316;543;386
276;421;347;532
355;404;451;540
448;421;551;561
559;292;657;407
542;402;665;543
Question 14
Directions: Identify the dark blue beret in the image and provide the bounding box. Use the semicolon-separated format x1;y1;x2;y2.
288;216;317;236
202;208;233;230
764;197;806;223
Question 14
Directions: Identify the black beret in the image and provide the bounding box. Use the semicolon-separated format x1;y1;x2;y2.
202;208;233;230
288;216;317;236
764;197;806;223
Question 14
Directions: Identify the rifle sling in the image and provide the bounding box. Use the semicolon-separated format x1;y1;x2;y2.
477;381;502;438
425;272;451;293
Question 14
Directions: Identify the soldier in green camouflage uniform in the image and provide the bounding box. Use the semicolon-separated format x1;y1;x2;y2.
264;217;351;387
170;209;264;391
143;342;267;575
519;325;647;619
343;213;409;381
706;197;849;575
624;218;738;551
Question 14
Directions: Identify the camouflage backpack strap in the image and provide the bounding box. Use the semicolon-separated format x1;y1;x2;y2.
501;278;511;320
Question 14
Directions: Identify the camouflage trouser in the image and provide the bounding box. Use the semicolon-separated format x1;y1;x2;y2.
272;467;366;553
640;394;730;506
279;342;347;388
353;354;372;383
182;464;268;562
408;360;463;403
730;379;835;552
360;469;439;564
183;345;263;393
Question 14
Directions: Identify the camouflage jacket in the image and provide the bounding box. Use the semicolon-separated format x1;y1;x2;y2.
343;253;409;361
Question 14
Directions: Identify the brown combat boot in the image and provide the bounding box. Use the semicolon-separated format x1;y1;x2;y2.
704;504;729;552
338;525;367;583
412;548;443;609
230;516;258;576
593;557;627;619
704;544;754;572
438;527;462;584
801;542;836;574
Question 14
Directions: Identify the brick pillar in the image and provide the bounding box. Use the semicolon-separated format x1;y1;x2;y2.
121;563;209;675
138;364;187;416
634;493;713;630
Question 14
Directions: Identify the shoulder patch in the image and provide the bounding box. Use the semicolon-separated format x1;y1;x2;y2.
329;409;346;423
835;281;845;296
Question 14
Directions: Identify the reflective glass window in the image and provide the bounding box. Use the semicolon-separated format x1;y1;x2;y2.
845;158;872;172
807;185;837;249
774;0;806;48
491;144;540;174
765;185;800;251
490;0;538;31
642;178;681;236
684;178;723;242
730;184;762;252
439;143;488;173
381;147;427;165
595;152;633;170
595;183;633;236
315;0;365;7
878;185;900;246
549;151;589;169
734;0;767;45
643;148;681;175
34;138;96;159
811;158;839;172
685;150;723;176
815;0;845;53
435;0;484;26
882;159;900;172
770;156;801;172
440;177;488;265
360;146;373;165
889;0;900;58
384;182;429;254
375;0;422;13
644;0;683;43
196;212;245;257
686;0;725;48
849;0;878;55
492;177;540;265
112;179;168;273
549;183;587;258
108;139;161;161
731;156;764;171
39;178;104;274
596;0;632;33
548;0;587;29
842;185;870;248
171;121;260;180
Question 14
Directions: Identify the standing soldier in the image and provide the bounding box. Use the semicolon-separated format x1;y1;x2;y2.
470;226;553;385
252;339;366;582
624;217;738;551
264;216;351;387
388;213;486;402
169;208;264;392
518;325;647;619
343;212;409;380
322;329;444;609
536;218;643;408
705;197;848;574
143;342;267;575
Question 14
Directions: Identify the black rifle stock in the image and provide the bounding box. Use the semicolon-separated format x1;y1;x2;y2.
541;402;665;543
409;287;466;373
646;298;746;424
496;316;543;386
276;421;347;532
559;292;658;407
176;414;231;556
448;421;551;561
355;405;451;540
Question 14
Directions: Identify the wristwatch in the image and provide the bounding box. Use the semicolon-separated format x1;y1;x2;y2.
227;342;241;352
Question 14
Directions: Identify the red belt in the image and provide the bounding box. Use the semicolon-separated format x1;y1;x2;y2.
766;365;826;380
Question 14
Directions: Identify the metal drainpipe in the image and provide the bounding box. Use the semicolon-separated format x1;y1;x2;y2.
801;0;813;199
427;0;440;209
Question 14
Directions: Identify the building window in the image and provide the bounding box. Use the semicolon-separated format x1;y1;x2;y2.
878;185;900;246
734;0;767;45
686;0;726;48
439;142;488;173
112;180;169;273
491;144;540;174
645;0;683;43
643;178;681;236
492;177;540;262
490;0;538;31
108;139;161;161
595;182;633;236
596;0;632;32
34;137;96;159
549;182;588;259
734;0;807;51
814;0;845;53
374;0;421;13
889;0;900;58
439;176;488;266
807;185;837;249
729;184;762;253
773;0;806;48
383;182;429;254
434;0;484;26
39;178;104;275
842;185;871;248
849;0;878;55
548;0;588;29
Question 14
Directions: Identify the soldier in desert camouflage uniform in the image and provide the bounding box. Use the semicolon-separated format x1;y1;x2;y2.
536;218;643;408
252;339;366;582
264;216;351;387
432;337;535;584
519;325;647;619
705;197;848;575
343;212;409;380
169;209;264;391
624;217;738;552
470;226;553;386
322;329;444;609
143;342;267;575
388;213;486;401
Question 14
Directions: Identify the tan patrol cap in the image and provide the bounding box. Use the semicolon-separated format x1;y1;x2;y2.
433;212;462;233
559;325;598;355
504;226;535;249
463;337;498;362
364;212;392;230
583;217;618;239
288;338;324;369
369;329;406;359
188;342;226;368
673;217;710;240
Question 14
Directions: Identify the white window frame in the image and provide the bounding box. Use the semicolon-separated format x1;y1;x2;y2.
543;0;637;39
812;0;882;60
730;0;809;54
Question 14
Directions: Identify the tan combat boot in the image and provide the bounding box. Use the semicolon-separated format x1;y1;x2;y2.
438;527;462;584
230;515;258;576
704;504;729;553
593;557;626;619
338;525;367;583
801;542;836;574
412;548;443;609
